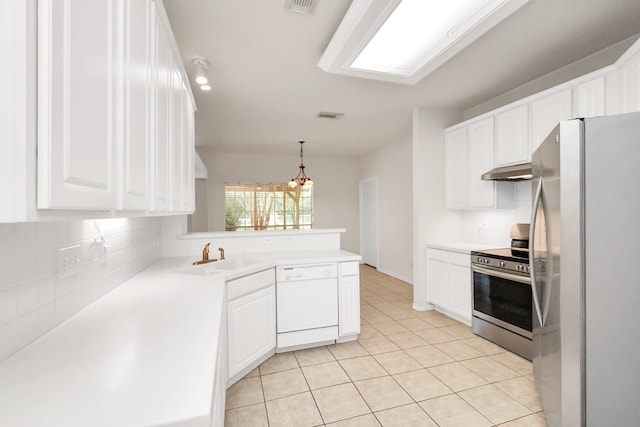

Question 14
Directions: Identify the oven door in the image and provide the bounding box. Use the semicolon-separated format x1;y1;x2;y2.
472;265;532;339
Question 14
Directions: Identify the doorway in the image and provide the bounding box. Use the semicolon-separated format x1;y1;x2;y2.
360;178;378;268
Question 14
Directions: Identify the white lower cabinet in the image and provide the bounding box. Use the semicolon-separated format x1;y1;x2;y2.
338;261;360;341
426;248;472;325
226;269;276;387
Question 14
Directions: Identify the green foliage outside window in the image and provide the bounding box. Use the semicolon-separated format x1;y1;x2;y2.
224;183;313;231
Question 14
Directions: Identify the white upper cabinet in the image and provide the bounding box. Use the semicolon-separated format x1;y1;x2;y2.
529;89;572;153
573;76;606;118
468;117;496;208
122;0;153;210
444;127;468;210
182;89;196;213
619;46;640;113
37;0;119;210
445;118;515;210
170;67;185;212
152;14;172;212
494;104;529;166
0;0;33;222
27;0;195;217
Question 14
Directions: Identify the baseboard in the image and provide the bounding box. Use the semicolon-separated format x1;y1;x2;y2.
412;302;434;312
375;267;413;285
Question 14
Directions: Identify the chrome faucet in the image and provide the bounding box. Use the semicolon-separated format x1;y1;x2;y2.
193;242;218;265
218;247;225;260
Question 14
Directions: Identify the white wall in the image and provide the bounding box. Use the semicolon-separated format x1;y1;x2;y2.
357;135;413;283
412;107;466;310
0;217;162;363
196;148;360;253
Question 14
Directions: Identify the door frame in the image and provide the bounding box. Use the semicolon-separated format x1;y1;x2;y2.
359;177;379;268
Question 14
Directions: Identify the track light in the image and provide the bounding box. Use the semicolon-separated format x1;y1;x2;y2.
193;58;209;86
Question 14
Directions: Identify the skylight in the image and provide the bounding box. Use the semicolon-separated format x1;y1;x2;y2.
319;0;529;85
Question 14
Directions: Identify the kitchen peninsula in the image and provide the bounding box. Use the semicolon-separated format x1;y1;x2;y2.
0;228;360;427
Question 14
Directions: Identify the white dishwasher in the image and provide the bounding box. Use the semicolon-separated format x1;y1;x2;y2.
276;263;339;352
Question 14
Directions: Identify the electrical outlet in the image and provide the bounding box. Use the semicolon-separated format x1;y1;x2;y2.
58;244;82;279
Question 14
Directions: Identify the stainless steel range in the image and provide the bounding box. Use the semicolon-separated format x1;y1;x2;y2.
471;248;532;360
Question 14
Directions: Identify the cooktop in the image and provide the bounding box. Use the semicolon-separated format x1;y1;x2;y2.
471;247;529;263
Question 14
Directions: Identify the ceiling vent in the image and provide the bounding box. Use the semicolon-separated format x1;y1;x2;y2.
318;111;344;120
286;0;316;14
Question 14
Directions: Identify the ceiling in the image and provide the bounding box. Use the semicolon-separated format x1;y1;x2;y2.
163;0;640;158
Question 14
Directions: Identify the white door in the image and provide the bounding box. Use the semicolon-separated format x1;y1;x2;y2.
360;178;378;267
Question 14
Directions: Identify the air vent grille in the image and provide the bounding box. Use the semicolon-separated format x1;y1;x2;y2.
286;0;316;14
318;112;344;120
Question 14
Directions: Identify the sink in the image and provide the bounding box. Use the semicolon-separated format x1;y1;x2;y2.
178;259;263;275
208;258;263;270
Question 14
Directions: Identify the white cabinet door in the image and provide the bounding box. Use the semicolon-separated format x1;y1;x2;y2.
170;66;184;212
182;89;196;212
227;284;276;382
529;89;572;153
573;77;605;118
339;262;360;338
426;249;448;308
448;254;472;322
444;127;468;209
621;55;640;113
468;117;495;208
495;104;529;166
152;12;172;212
121;0;152;210
37;0;118;209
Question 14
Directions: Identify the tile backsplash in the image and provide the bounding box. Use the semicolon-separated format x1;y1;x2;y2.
462;181;533;246
0;217;161;362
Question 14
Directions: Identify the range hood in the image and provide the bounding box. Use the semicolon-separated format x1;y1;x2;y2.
481;163;532;181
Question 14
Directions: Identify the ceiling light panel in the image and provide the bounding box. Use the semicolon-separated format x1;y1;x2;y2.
319;0;530;85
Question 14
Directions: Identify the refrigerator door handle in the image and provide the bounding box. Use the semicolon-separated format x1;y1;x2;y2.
530;178;544;327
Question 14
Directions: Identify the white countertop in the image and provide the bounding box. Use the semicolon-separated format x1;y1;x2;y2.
0;249;360;427
426;241;502;254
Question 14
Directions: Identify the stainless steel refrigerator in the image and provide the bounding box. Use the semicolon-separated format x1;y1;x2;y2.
530;112;640;427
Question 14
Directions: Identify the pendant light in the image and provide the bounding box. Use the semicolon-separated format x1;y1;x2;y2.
288;141;314;188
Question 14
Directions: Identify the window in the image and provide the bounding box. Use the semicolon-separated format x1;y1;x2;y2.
225;183;313;231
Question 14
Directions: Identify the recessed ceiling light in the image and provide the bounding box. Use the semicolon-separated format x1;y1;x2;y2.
200;84;212;91
319;0;529;85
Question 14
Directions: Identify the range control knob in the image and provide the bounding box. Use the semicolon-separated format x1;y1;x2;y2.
516;264;524;271
525;266;530;273
499;261;506;268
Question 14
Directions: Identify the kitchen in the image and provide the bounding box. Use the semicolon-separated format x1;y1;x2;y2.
2;0;640;426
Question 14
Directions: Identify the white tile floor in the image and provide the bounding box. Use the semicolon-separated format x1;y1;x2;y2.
225;265;547;427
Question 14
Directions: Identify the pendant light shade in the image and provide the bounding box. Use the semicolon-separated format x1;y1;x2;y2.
288;141;313;188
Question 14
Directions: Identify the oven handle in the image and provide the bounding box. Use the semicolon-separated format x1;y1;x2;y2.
471;265;531;284
530;178;544;327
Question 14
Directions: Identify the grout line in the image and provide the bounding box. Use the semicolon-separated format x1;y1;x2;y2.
225;266;544;426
